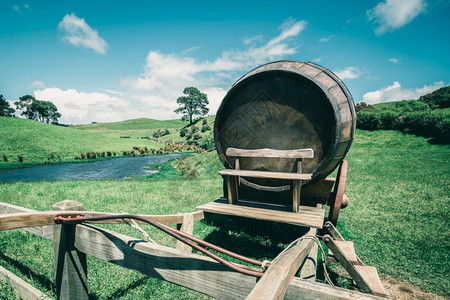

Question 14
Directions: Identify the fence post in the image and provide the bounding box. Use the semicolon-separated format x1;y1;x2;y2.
53;200;89;300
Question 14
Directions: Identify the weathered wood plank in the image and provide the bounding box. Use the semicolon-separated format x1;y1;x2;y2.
197;200;324;228
225;175;239;204
0;202;53;239
0;265;51;300
219;169;312;180
324;234;374;295
292;180;302;213
299;235;318;282
0;209;204;231
53;200;89;300
246;228;316;300
73;224;382;299
176;212;195;253
226;147;314;159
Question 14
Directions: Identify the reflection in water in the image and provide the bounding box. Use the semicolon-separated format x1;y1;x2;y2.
0;154;187;183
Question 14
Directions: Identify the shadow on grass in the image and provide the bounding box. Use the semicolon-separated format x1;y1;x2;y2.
201;213;310;260
0;251;55;295
105;277;149;300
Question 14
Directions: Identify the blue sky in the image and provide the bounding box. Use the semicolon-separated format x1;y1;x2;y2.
1;0;449;124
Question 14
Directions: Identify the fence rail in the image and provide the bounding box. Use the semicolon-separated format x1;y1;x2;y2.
0;201;381;299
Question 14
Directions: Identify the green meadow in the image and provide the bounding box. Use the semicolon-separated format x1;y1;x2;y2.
0;117;165;167
0;117;449;298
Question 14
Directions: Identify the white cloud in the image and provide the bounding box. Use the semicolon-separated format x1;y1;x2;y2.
361;81;444;104
33;88;143;124
119;18;306;120
182;46;200;55
243;35;263;45
58;13;108;54
30;19;306;124
319;35;336;42
334;66;361;80
388;58;399;64
13;4;30;13
31;80;46;89
367;0;427;35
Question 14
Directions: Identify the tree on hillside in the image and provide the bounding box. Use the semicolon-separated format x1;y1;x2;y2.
15;95;61;124
174;87;209;126
419;85;450;108
15;95;36;119
0;94;15;117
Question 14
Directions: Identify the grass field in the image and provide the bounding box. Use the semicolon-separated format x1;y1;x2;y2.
0;123;449;298
72;116;215;142
0;117;167;168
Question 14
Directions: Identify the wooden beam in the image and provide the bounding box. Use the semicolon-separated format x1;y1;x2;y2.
226;148;314;159
73;224;382;299
219;169;312;180
53;200;89;300
176;212;195;252
197;200;324;228
246;228;316;300
0;208;204;232
0;265;51;300
0;202;53;239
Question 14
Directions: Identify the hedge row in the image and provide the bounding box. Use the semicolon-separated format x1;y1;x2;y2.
356;109;450;144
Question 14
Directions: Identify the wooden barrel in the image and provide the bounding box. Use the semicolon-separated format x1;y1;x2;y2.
214;60;356;191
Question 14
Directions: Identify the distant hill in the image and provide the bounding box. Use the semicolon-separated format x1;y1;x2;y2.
72;118;186;131
0;117;162;166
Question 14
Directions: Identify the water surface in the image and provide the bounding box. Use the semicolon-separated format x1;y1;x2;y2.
0;154;187;183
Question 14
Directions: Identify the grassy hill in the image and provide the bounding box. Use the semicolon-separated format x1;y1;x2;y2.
73;116;216;147
0;117;163;167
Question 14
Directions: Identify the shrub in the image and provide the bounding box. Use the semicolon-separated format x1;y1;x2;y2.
186;167;200;180
356;111;381;130
17;155;23;162
402;111;443;137
199;133;215;150
2;155;8;162
180;127;188;137
86;152;96;159
191;126;199;133
201;123;211;132
193;133;202;140
107;151;112;157
80;153;86;159
436;118;450;143
153;128;170;138
176;160;191;175
379;111;401;130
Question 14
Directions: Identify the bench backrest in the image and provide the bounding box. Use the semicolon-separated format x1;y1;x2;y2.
226;148;314;159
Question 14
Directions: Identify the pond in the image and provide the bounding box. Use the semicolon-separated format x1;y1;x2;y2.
0;154;187;183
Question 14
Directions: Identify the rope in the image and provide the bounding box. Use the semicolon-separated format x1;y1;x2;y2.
279;235;335;287
122;215;157;244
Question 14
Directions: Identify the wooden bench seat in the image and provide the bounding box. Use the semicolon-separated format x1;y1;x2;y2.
219;169;312;181
220;147;314;213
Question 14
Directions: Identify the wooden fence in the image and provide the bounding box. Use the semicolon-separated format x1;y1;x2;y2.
0;201;382;300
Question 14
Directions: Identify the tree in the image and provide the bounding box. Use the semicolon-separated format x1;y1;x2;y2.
0;94;15;117
15;94;36;120
174;87;209;126
15;95;61;124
